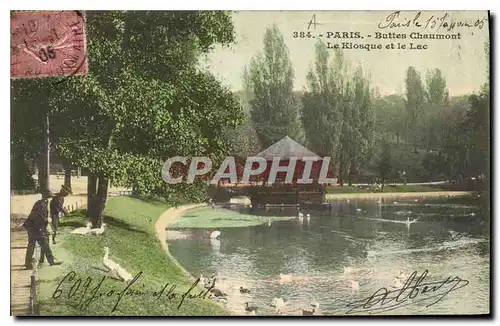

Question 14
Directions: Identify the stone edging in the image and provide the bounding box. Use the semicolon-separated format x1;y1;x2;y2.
154;204;207;282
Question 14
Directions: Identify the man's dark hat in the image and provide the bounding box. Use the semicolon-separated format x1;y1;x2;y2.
41;190;55;198
60;184;73;195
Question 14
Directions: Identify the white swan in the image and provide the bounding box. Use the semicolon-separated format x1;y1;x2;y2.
356;208;362;212
71;221;92;235
279;273;293;283
199;274;209;287
210;230;221;239
405;217;419;226
267;219;272;227
343;266;353;275
298;212;304;219
102;247;133;283
349;279;360;292
392;277;404;288
89;223;106;236
271;297;287;314
306;214;311;222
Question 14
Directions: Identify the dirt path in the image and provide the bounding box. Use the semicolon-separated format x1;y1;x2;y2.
10;194;86;316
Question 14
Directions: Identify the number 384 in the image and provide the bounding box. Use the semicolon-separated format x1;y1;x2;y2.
293;31;312;38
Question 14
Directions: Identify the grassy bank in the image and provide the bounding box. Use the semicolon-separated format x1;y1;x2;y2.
37;196;228;316
172;207;296;229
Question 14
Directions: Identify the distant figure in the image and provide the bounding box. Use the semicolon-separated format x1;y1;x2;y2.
207;198;216;209
23;190;63;269
50;184;72;244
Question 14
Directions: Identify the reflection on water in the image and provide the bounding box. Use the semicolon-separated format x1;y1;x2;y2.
168;197;490;315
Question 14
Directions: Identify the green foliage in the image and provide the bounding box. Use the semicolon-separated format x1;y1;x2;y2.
243;24;300;148
12;11;245;203
404;66;426;148
377;138;392;185
301;41;374;184
372;94;406;142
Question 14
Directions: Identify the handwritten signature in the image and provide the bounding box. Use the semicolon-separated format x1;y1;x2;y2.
378;11;487;32
52;271;213;313
345;270;469;315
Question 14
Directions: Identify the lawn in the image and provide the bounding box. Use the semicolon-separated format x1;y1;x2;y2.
36;196;228;316
172;207;296;229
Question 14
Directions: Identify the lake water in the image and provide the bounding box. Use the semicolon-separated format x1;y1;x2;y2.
167;196;490;316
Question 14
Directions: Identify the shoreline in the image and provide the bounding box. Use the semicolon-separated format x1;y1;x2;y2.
154;203;256;316
325;191;472;200
154;203;207;280
154;204;236;315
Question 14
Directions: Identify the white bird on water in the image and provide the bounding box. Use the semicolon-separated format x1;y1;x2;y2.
349;280;360;293
306;213;311;222
392;277;404;288
267;219;272;227
210;230;221;239
271;297;287;314
405;217;418;226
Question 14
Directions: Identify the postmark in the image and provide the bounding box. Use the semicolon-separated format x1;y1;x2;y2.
10;10;88;79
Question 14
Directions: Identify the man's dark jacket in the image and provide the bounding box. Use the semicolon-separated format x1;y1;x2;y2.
23;199;49;233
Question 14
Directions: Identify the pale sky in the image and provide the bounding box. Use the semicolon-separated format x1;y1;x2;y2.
204;11;489;96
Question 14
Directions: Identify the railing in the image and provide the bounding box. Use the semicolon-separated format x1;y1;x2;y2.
29;244;41;316
11;189;39;196
62;200;84;214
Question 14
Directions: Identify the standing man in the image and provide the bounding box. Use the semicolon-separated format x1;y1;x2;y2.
50;184;72;244
23;190;63;269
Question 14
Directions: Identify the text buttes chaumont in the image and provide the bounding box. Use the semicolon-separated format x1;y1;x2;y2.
324;31;462;40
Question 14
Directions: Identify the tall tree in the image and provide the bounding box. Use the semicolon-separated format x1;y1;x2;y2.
377;138;392;192
424;68;449;151
404;66;426;151
301;41;342;156
348;67;375;184
244;24;299;148
12;11;245;227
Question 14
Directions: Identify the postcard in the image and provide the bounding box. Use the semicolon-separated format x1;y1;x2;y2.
10;10;490;317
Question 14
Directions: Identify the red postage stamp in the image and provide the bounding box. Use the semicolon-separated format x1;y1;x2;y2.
10;11;88;79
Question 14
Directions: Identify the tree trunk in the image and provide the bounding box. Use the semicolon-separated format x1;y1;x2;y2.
63;162;72;191
94;175;109;228
381;177;385;192
87;174;97;218
36;153;48;191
